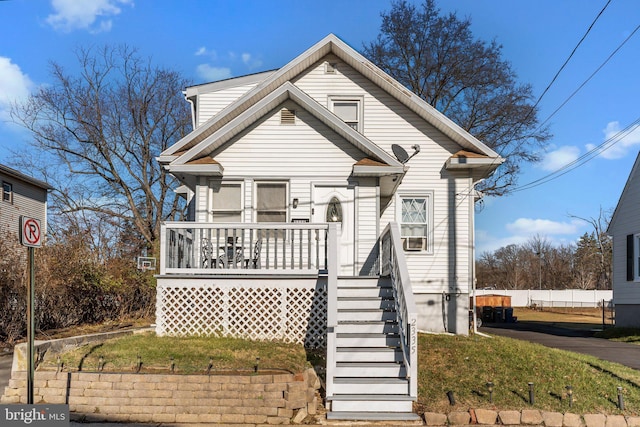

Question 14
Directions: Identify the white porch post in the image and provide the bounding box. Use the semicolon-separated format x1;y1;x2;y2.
325;223;339;398
160;223;167;275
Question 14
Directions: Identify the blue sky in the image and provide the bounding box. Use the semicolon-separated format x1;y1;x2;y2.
1;0;639;255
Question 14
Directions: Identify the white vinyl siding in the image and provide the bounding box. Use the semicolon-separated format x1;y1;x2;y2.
196;83;259;127
610;156;640;305
295;54;472;293
0;172;48;244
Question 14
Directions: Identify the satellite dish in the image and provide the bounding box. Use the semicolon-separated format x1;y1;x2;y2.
392;144;410;163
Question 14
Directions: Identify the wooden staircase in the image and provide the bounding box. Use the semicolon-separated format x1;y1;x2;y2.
326;276;420;421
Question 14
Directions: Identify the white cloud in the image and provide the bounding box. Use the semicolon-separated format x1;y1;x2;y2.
476;217;587;255
506;218;583;236
585;121;640;160
0;57;33;114
46;0;133;33
539;146;580;171
196;64;232;81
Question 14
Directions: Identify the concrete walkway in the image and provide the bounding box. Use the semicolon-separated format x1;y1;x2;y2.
482;322;640;370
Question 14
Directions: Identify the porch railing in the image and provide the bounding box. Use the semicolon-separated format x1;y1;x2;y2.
380;222;418;399
159;222;331;275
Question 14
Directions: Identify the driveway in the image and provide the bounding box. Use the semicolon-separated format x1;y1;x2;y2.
482;322;640;370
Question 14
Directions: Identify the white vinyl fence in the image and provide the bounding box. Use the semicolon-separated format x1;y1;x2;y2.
474;289;613;308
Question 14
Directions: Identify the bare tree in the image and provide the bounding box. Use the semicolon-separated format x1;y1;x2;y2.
11;45;192;255
570;208;613;289
364;0;551;195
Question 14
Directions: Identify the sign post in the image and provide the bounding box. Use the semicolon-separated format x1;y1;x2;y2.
20;216;42;405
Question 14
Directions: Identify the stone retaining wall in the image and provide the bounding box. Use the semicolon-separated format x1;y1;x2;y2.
425;409;640;427
1;368;320;424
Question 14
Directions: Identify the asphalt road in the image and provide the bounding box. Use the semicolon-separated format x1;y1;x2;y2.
482;322;640;370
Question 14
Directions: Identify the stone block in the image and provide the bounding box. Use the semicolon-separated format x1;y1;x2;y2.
77;373;101;382
292;407;307;424
521;409;544;425
156;382;178;391
46;379;68;388
606;415;628;427
499;410;521;425
543;411;565;427
246;414;269;424
265;383;288;393
221;413;245;423
112;381;133;390
219;398;243;408
627;417;640;427
267;416;291;424
99;373;121;382
251;375;274;384
307;396;317;415
177;382;204;391
175;413;200;423
279;407;295;418
424;411;448;426
584;414;607;427
1;395;21;403
475;408;498;425
287;381;307;393
273;373;295;383
197;413;222;423
42;394;66;404
133;381;157;390
89;381;113;390
448;411;471;425
151;413;176;423
564;413;584;427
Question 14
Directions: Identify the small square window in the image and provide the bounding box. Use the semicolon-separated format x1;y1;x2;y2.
2;182;12;204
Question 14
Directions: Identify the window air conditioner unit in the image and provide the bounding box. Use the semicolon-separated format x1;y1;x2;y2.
403;237;425;251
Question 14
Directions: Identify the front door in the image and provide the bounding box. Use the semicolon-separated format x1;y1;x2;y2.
313;185;355;276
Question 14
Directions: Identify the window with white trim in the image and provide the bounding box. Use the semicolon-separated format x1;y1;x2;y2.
633;233;640;281
398;194;432;252
2;182;12;204
256;182;287;223
209;181;242;222
329;96;363;132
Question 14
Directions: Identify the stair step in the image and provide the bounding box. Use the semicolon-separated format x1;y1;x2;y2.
337;333;401;347
338;287;394;298
338;297;395;310
333;377;409;395
327;411;421;421
337;277;391;288
329;394;414;413
338;321;398;334
336;347;404;362
338;309;396;322
335;362;406;377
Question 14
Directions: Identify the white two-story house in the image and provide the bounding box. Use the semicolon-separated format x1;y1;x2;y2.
155;34;503;420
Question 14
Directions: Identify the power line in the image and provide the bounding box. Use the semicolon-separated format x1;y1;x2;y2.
512;116;640;193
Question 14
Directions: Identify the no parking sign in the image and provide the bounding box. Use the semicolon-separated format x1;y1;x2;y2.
20;216;42;247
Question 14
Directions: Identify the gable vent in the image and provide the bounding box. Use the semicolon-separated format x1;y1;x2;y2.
325;62;337;74
280;108;296;125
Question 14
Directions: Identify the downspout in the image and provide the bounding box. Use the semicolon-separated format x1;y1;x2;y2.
470;177;485;335
183;92;197;130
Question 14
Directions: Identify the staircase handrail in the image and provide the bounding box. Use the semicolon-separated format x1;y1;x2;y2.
380;222;418;399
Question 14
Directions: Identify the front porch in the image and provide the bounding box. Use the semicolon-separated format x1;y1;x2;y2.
156;221;418;420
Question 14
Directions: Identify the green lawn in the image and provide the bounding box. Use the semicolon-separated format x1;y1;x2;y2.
42;330;640;416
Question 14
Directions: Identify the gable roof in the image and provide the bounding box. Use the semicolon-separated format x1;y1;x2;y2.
608;151;640;233
165;82;404;176
0;164;52;191
160;34;503;167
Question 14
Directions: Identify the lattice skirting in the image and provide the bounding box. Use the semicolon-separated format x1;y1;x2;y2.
155;278;328;348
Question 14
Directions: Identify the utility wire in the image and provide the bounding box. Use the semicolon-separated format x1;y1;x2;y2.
512;116;640;193
535;22;640;133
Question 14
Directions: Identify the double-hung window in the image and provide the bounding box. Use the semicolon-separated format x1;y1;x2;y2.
330;96;363;132
2;182;12;204
399;194;432;252
256;182;287;223
210;182;242;222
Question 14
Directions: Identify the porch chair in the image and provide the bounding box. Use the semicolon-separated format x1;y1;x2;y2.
201;238;215;268
245;239;262;269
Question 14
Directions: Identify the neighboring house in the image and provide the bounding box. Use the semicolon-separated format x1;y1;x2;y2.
156;34;503;419
608;151;640;328
0;163;50;247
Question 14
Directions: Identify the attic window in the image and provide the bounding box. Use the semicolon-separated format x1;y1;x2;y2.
280;108;296;125
325;62;337;74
